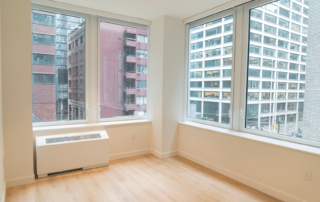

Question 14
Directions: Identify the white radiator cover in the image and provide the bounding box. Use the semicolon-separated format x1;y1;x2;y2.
36;130;109;178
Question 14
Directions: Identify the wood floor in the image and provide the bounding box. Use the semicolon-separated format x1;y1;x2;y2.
6;154;282;202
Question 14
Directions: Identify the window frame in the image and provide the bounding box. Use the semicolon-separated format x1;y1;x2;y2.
32;4;90;127
97;16;149;122
184;8;236;129
185;0;320;148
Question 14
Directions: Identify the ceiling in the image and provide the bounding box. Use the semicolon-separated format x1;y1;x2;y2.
51;0;234;21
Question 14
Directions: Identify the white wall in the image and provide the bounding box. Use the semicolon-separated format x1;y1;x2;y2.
1;0;35;188
179;123;320;202
0;0;6;200
149;16;185;158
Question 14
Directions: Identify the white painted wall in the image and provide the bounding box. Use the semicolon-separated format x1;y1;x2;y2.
179;123;320;202
149;16;185;158
0;0;6;200
1;0;35;188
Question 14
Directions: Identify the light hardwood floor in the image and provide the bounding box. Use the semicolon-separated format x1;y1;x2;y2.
6;154;282;202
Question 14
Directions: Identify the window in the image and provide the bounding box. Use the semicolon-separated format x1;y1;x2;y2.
278;51;288;59
291;23;301;32
263;48;276;57
251;9;262;19
32;9;86;123
292;3;302;13
280;0;290;7
205;37;221;47
288;83;298;89
248;81;260;89
224;34;233;43
248;68;260;77
278;29;289;39
224;23;233;32
302;36;307;44
249;45;261;54
137;65;147;73
100;21;147;118
279;7;290;18
262;70;273;78
191;41;203;50
190;61;203;69
187;15;234;125
137;35;148;43
191;51;203;59
289;63;299;70
278;40;289;49
290;43;300;52
264;36;276;46
250;20;262;31
278;82;287;89
249;57;261;66
262;81;271;89
301;55;307;62
265;13;277;24
263;59;275;67
250;33;262;42
290;53;299;61
292;13;302;22
190;81;202;88
205;59;221;67
204;91;220;99
302;27;308;35
279;18;289;28
205;48;221;57
191;32;203;41
137;49;147;58
265;4;278;13
303;8;309;16
206;26;222;37
264;25;277;35
204;81;220;88
291;33;300;42
223;46;232;55
278;61;288;69
303;17;308;25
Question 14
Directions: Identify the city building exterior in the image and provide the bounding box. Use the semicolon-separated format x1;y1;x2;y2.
99;22;148;119
246;0;308;135
68;22;86;120
188;15;234;125
31;9;85;122
188;0;309;136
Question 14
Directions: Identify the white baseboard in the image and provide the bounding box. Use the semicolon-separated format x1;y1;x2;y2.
178;151;304;202
6;175;35;188
151;149;178;159
2;181;5;202
109;149;150;160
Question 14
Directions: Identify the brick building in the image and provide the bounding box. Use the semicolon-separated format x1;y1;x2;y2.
99;23;148;118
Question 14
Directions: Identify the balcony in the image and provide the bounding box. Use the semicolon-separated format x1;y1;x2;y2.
125;56;136;63
125;40;137;47
124;103;147;111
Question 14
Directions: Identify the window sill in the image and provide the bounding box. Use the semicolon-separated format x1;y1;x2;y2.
33;119;151;132
179;121;320;157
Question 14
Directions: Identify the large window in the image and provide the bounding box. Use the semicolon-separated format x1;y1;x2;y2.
100;21;148;118
31;9;86;123
245;0;314;144
188;14;234;125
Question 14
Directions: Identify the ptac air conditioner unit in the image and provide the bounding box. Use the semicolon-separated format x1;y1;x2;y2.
36;130;109;178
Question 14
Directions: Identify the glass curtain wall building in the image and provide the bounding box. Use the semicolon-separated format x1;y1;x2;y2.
245;0;308;136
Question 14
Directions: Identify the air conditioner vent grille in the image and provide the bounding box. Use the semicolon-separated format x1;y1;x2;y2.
46;133;101;144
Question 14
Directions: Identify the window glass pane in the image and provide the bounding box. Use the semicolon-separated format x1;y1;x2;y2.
265;13;277;24
279;7;290;18
246;0;314;141
279;18;289;28
250;33;262;42
191;31;203;41
32;9;86;122
191;41;203;50
264;36;277;46
188;15;234;125
251;9;262;19
100;22;147;118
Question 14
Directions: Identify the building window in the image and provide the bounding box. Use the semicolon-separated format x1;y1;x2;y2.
137;49;147;58
191;41;203;50
265;13;277;24
137;65;147;73
31;9;86;123
137;35;148;43
188;15;233;125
